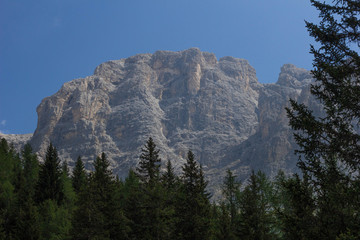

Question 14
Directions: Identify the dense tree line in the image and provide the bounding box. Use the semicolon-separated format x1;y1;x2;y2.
1;135;359;239
0;137;211;239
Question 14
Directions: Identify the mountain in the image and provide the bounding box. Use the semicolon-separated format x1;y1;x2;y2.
0;48;315;193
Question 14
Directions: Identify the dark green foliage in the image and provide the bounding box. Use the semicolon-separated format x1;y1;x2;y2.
122;169;144;239
211;169;242;239
288;0;360;172
71;156;87;194
14;144;40;240
277;173;317;239
136;137;161;186
176;150;211;240
72;153;129;240
72;153;110;239
0;138;22;238
161;159;177;190
221;169;241;228
215;202;237;240
286;0;360;238
61;161;76;206
71;176;97;239
36;143;64;205
123;167;177;240
132;138;177;239
38;199;72;240
14;196;40;240
21;144;39;199
160;160;179;239
287;0;360;183
237;171;276;240
4;131;360;239
142;180;171;240
313;156;360;238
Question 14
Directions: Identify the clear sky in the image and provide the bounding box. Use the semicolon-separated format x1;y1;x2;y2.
0;0;318;134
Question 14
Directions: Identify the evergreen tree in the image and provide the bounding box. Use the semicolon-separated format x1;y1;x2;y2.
122;169;144;239
135;137;178;239
181;150;199;197
38;199;72;240
277;173;317;240
176;150;211;240
237;171;275;240
14;195;40;240
13;144;40;240
59;161;76;238
156;160;179;240
72;153;129;240
316;156;358;238
208;203;221;240
132;137;174;239
71;156;87;194
216;202;236;240
21;143;39;199
286;0;360;238
71;175;96;239
0;138;22;238
61;161;76;207
221;169;241;229
136;137;161;186
161;159;177;190
34;153;73;239
36;143;64;205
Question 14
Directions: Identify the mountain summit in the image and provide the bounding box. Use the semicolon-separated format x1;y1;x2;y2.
1;48;315;191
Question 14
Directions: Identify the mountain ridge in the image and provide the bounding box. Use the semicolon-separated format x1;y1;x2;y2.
0;48;315;193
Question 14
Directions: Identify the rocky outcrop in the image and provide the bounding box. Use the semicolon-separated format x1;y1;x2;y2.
0;133;33;152
2;49;315;193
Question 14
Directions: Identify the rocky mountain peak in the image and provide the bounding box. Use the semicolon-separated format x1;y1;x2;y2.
1;49;316;195
277;64;312;88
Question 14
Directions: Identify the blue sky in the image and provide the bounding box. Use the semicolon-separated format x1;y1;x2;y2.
0;0;318;134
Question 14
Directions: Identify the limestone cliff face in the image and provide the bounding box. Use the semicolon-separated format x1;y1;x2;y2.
222;64;314;175
2;49;315;192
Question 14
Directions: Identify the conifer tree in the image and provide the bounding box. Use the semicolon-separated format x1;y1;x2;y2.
21;144;39;199
36;143;64;205
162;159;177;190
71;175;95;239
0;138;22;237
278;173;317;239
237;171;275;240
221;169;241;229
136;137;161;186
216;202;236;240
35;150;73;239
60;161;76;209
122;169;144;239
136;138;176;239
176;150;211;240
158;159;179;239
71;156;87;194
72;153;129;240
181;150;198;196
38;199;72;240
13;144;40;240
14;194;40;240
286;1;360;238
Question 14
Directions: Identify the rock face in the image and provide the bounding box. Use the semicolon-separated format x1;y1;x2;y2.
0;133;32;152
2;48;315;192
